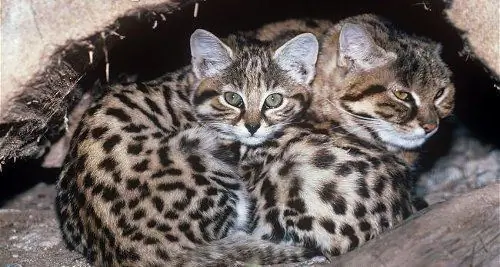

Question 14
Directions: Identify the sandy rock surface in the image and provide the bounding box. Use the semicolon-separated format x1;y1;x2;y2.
0;183;90;267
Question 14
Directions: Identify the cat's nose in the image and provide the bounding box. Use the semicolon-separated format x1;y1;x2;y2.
245;123;261;135
421;123;437;133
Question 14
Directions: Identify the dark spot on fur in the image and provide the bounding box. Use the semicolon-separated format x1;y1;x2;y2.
278;161;295;177
297;216;314;231
359;221;371;232
165;168;183;175
372;202;387;214
312;148;336;168
123;123;147;133
368;157;381;168
99;157;118;172
335;162;352;176
320;219;336;234
151;196;164;212
356;178;370;198
156;249;170;260
164;234;179;242
83;174;94;188
193;174;210;185
102;186;119;202
287;198;306;213
132;159;149;172
206;187;218;196
106;108;131;122
131;232;145;241
193;89;219;105
91;126;108;139
144;237;160;245
380;216;390;229
144;97;162;114
348;160;369;175
126;178;141;190
127;143;143;155
157;147;173;166
132;209;146;221
164;211;179;220
128;198;140;209
147;220;157;228
340;224;359;250
102;135;122;153
110;200;125;215
199;198;214;212
374;175;387;195
178;222;190;232
187;155;206;173
157;182;185;191
354;202;367;218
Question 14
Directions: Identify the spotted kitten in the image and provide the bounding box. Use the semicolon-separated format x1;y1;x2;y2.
192;25;417;262
56;29;321;266
212;14;455;261
257;14;455;163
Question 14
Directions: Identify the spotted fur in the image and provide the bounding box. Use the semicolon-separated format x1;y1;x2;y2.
257;14;455;159
56;30;321;267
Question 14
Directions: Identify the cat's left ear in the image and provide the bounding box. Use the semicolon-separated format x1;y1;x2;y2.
339;23;397;71
273;33;319;84
190;29;234;79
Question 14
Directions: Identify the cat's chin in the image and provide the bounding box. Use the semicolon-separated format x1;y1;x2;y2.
238;136;268;146
378;130;436;150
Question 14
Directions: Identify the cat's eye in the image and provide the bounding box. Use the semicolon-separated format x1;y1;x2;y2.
435;88;445;99
393;90;412;101
264;93;284;109
224;92;243;107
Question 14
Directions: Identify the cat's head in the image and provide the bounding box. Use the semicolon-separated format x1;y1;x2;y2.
330;20;454;150
190;29;318;145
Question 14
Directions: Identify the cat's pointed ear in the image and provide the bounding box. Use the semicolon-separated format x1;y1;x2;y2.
339;23;396;71
190;29;234;79
273;33;319;84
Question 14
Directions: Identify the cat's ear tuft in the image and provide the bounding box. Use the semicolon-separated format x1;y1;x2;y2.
273;33;319;84
339;23;396;71
190;29;234;79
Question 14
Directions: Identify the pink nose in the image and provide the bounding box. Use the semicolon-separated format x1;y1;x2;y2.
422;123;437;133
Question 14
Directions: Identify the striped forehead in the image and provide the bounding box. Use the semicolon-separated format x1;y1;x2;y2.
224;50;278;92
393;47;450;90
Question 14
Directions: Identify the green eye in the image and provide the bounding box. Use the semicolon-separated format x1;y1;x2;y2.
264;93;283;109
393;90;412;101
224;92;243;107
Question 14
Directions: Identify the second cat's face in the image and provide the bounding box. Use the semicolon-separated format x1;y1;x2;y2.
331;21;454;150
338;63;454;149
190;30;318;145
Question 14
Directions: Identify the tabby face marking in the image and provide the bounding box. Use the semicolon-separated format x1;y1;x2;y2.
190;30;318;145
332;18;454;150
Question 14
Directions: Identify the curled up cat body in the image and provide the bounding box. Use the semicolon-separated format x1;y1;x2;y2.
56;30;322;266
215;14;456;261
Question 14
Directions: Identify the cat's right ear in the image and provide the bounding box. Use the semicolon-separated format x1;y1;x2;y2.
338;23;396;71
190;29;234;79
